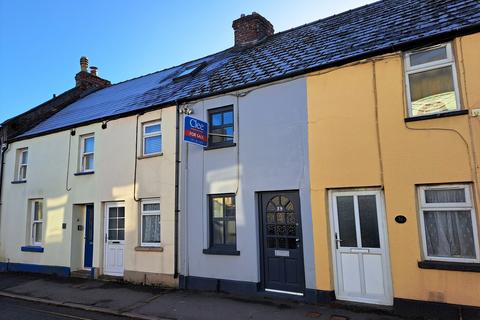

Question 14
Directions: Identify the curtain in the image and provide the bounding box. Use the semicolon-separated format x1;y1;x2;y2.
425;188;465;203
424;210;475;259
142;215;160;243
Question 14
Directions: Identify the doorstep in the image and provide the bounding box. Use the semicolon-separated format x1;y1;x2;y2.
70;269;92;279
329;300;395;317
98;274;124;282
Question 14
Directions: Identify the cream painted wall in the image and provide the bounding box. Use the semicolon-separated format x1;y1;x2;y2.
0;107;177;276
307;33;480;306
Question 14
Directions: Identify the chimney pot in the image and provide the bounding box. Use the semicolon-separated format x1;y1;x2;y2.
232;12;274;47
80;56;89;72
90;66;98;76
75;58;110;88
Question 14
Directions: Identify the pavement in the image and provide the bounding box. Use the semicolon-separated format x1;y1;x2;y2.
0;272;407;320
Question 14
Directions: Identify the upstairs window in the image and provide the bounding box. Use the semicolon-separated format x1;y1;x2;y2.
30;199;44;246
208;106;234;148
417;184;479;263
404;43;461;117
79;134;94;172
143;122;162;156
16;148;28;181
140;200;161;247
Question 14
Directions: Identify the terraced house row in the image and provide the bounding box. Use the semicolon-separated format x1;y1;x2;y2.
1;0;479;318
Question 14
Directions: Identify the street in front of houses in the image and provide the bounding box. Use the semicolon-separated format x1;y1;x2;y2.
0;273;405;320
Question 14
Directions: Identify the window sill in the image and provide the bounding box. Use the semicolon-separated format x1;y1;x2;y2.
11;180;27;184
405;109;468;122
135;246;163;252
74;171;94;176
418;260;480;272
21;246;44;253
203;248;240;256
204;143;236;151
137;153;163;160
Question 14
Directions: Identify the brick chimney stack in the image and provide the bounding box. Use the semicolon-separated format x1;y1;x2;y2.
232;12;274;47
75;56;111;89
89;66;98;76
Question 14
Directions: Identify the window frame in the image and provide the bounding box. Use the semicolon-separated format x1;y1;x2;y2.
207;106;235;148
16;148;28;181
30;199;44;247
173;62;206;81
142;121;162;156
208;193;237;252
79;134;95;173
140;199;161;247
404;42;462;118
417;184;480;263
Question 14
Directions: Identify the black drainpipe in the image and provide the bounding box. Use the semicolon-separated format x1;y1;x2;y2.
174;102;181;278
0;146;6;205
0;126;9;207
0;126;9;269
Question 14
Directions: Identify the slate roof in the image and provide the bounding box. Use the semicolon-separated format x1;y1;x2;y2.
19;0;480;139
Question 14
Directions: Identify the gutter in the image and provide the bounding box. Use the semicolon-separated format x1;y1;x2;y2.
7;23;480;145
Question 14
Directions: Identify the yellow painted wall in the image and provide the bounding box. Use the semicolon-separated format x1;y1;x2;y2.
307;33;480;306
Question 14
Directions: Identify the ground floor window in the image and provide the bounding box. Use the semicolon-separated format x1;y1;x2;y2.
141;200;161;246
208;194;236;251
418;184;479;263
30;199;44;246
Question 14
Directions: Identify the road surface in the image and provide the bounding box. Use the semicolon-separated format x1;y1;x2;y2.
0;296;133;320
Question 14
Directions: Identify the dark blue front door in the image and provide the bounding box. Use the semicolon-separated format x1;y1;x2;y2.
260;191;305;294
84;205;94;268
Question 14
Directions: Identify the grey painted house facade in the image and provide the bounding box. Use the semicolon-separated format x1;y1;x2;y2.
178;78;318;299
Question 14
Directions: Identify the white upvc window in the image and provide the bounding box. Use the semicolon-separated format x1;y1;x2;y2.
140;200;161;247
142;122;162;156
79;134;94;172
417;184;479;263
16;148;28;181
404;43;461;117
31;199;44;246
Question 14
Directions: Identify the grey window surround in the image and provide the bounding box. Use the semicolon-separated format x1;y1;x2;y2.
207;193;237;254
207;105;234;148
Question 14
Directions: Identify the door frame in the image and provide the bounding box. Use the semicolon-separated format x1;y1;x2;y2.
257;190;306;295
328;188;393;305
103;201;125;277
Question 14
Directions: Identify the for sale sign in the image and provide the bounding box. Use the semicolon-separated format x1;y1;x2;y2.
184;116;208;147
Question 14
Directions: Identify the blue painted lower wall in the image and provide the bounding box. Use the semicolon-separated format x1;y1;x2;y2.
0;262;70;277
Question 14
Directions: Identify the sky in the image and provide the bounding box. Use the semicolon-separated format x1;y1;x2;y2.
0;0;377;122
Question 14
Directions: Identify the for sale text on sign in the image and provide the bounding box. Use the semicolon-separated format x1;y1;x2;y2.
184;116;208;147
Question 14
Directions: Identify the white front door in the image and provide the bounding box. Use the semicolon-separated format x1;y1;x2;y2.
104;202;125;276
330;190;392;305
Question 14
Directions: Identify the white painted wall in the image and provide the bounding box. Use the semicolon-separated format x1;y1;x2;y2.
0;107;177;276
181;78;316;289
